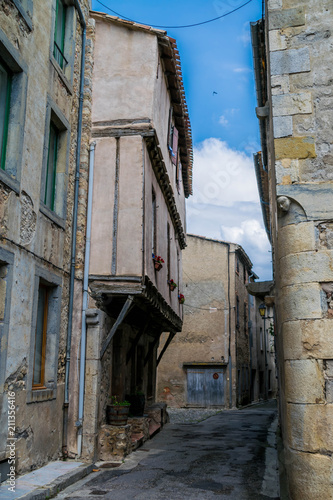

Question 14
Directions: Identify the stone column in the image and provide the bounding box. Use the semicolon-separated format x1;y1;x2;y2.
81;308;106;461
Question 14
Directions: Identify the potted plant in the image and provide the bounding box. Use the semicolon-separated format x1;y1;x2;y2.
106;396;130;426
168;279;177;292
125;390;146;417
178;293;185;304
152;254;164;271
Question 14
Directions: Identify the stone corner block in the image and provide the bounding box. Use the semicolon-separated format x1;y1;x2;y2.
285;359;325;404
274;136;316;160
269;7;305;31
273;116;293;138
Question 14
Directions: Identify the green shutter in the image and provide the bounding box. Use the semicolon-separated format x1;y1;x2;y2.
0;62;11;171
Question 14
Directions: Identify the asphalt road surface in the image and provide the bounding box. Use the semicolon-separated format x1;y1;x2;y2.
56;401;279;499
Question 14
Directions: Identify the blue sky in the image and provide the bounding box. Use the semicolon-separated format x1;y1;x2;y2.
91;0;273;280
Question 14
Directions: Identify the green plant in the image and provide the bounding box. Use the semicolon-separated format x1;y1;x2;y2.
109;395;130;406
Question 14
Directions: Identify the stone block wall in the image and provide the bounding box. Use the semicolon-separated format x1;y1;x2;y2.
266;0;333;496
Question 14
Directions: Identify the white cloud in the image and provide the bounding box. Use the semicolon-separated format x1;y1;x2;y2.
190;138;259;207
237;22;251;46
233;67;251;73
219;115;229;126
186;138;272;280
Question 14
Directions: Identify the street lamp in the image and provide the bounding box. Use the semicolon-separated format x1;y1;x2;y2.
258;303;268;401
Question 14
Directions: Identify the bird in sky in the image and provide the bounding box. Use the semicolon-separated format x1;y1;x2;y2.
213;91;218;95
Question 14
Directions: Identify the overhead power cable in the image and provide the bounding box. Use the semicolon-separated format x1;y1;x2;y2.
95;0;254;29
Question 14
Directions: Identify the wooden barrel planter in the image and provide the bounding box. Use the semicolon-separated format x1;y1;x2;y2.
106;405;130;426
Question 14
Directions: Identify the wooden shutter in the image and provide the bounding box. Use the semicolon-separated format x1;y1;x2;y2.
172;127;178;165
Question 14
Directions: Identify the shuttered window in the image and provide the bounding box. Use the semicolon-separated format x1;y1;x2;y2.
54;0;67;69
0;61;11;171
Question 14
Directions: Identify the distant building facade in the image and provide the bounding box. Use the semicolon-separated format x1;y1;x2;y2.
251;0;333;497
66;13;193;461
157;235;276;408
0;0;91;476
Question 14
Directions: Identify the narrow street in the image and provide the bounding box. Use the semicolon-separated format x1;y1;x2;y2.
56;401;279;500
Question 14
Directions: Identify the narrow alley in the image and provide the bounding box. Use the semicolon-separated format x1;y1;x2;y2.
55;401;279;500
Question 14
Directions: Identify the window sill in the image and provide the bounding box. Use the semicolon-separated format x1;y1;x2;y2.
50;56;73;95
39;203;66;230
27;388;56;404
0;169;20;194
12;0;33;31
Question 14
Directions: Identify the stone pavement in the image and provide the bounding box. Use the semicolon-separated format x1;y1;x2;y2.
55;401;280;499
0;461;94;500
0;402;280;499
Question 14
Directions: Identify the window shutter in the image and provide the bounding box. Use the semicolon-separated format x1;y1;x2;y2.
172;127;178;165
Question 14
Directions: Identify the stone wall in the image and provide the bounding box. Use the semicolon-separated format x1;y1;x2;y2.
265;0;333;496
0;0;91;474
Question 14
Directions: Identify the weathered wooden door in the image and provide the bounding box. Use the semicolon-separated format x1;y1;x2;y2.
186;367;225;406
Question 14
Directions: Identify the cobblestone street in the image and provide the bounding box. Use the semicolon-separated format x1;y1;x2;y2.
56;401;279;500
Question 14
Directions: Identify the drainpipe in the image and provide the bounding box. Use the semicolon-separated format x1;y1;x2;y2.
226;243;233;409
77;141;96;458
63;0;86;457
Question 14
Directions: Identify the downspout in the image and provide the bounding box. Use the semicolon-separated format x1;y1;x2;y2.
63;0;86;457
226;243;232;409
77;141;96;457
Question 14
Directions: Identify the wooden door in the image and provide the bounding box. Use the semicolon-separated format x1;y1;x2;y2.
186;367;225;406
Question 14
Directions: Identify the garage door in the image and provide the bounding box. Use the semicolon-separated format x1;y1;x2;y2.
186;367;225;406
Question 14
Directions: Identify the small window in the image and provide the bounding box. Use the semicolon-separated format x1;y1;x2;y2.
167;107;179;166
33;284;49;389
44;122;59;211
54;0;67;69
0;61;11;171
152;188;156;256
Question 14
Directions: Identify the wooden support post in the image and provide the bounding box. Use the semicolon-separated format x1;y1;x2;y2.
126;321;151;365
100;295;134;359
156;332;176;367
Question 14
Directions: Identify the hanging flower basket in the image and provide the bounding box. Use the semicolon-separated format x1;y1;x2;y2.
168;279;177;292
153;254;164;271
178;293;185;304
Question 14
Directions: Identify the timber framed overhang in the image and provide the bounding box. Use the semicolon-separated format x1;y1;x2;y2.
89;275;182;333
146;133;186;249
90;11;193;198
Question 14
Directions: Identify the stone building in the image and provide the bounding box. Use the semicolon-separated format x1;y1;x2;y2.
0;0;92;476
66;12;193;461
157;235;276;409
251;1;333;497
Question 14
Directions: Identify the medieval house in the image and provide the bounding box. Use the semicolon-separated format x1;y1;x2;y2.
66;12;193;462
251;0;333;497
0;0;92;476
157;234;276;408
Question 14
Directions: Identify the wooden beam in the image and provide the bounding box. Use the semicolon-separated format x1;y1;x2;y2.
100;295;135;359
144;331;163;366
156;332;176;366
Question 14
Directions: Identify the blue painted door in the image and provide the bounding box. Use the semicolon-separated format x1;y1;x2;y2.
187;368;225;406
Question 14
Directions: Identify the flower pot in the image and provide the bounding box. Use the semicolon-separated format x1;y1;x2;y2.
154;261;162;271
178;298;185;304
106;405;130;426
125;394;146;417
169;284;177;292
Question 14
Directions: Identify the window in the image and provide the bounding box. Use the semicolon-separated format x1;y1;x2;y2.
167;107;179;166
236;295;240;328
44;122;59;211
40;99;70;224
53;0;67;69
33;284;48;389
0;30;28;191
167;223;170;283
28;268;62;403
152;188;156;256
0;61;11;171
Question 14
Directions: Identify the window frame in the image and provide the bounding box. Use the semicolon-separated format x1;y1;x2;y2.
40;96;70;228
50;0;76;91
27;266;62;404
0;29;28;193
32;284;49;390
0;60;11;172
